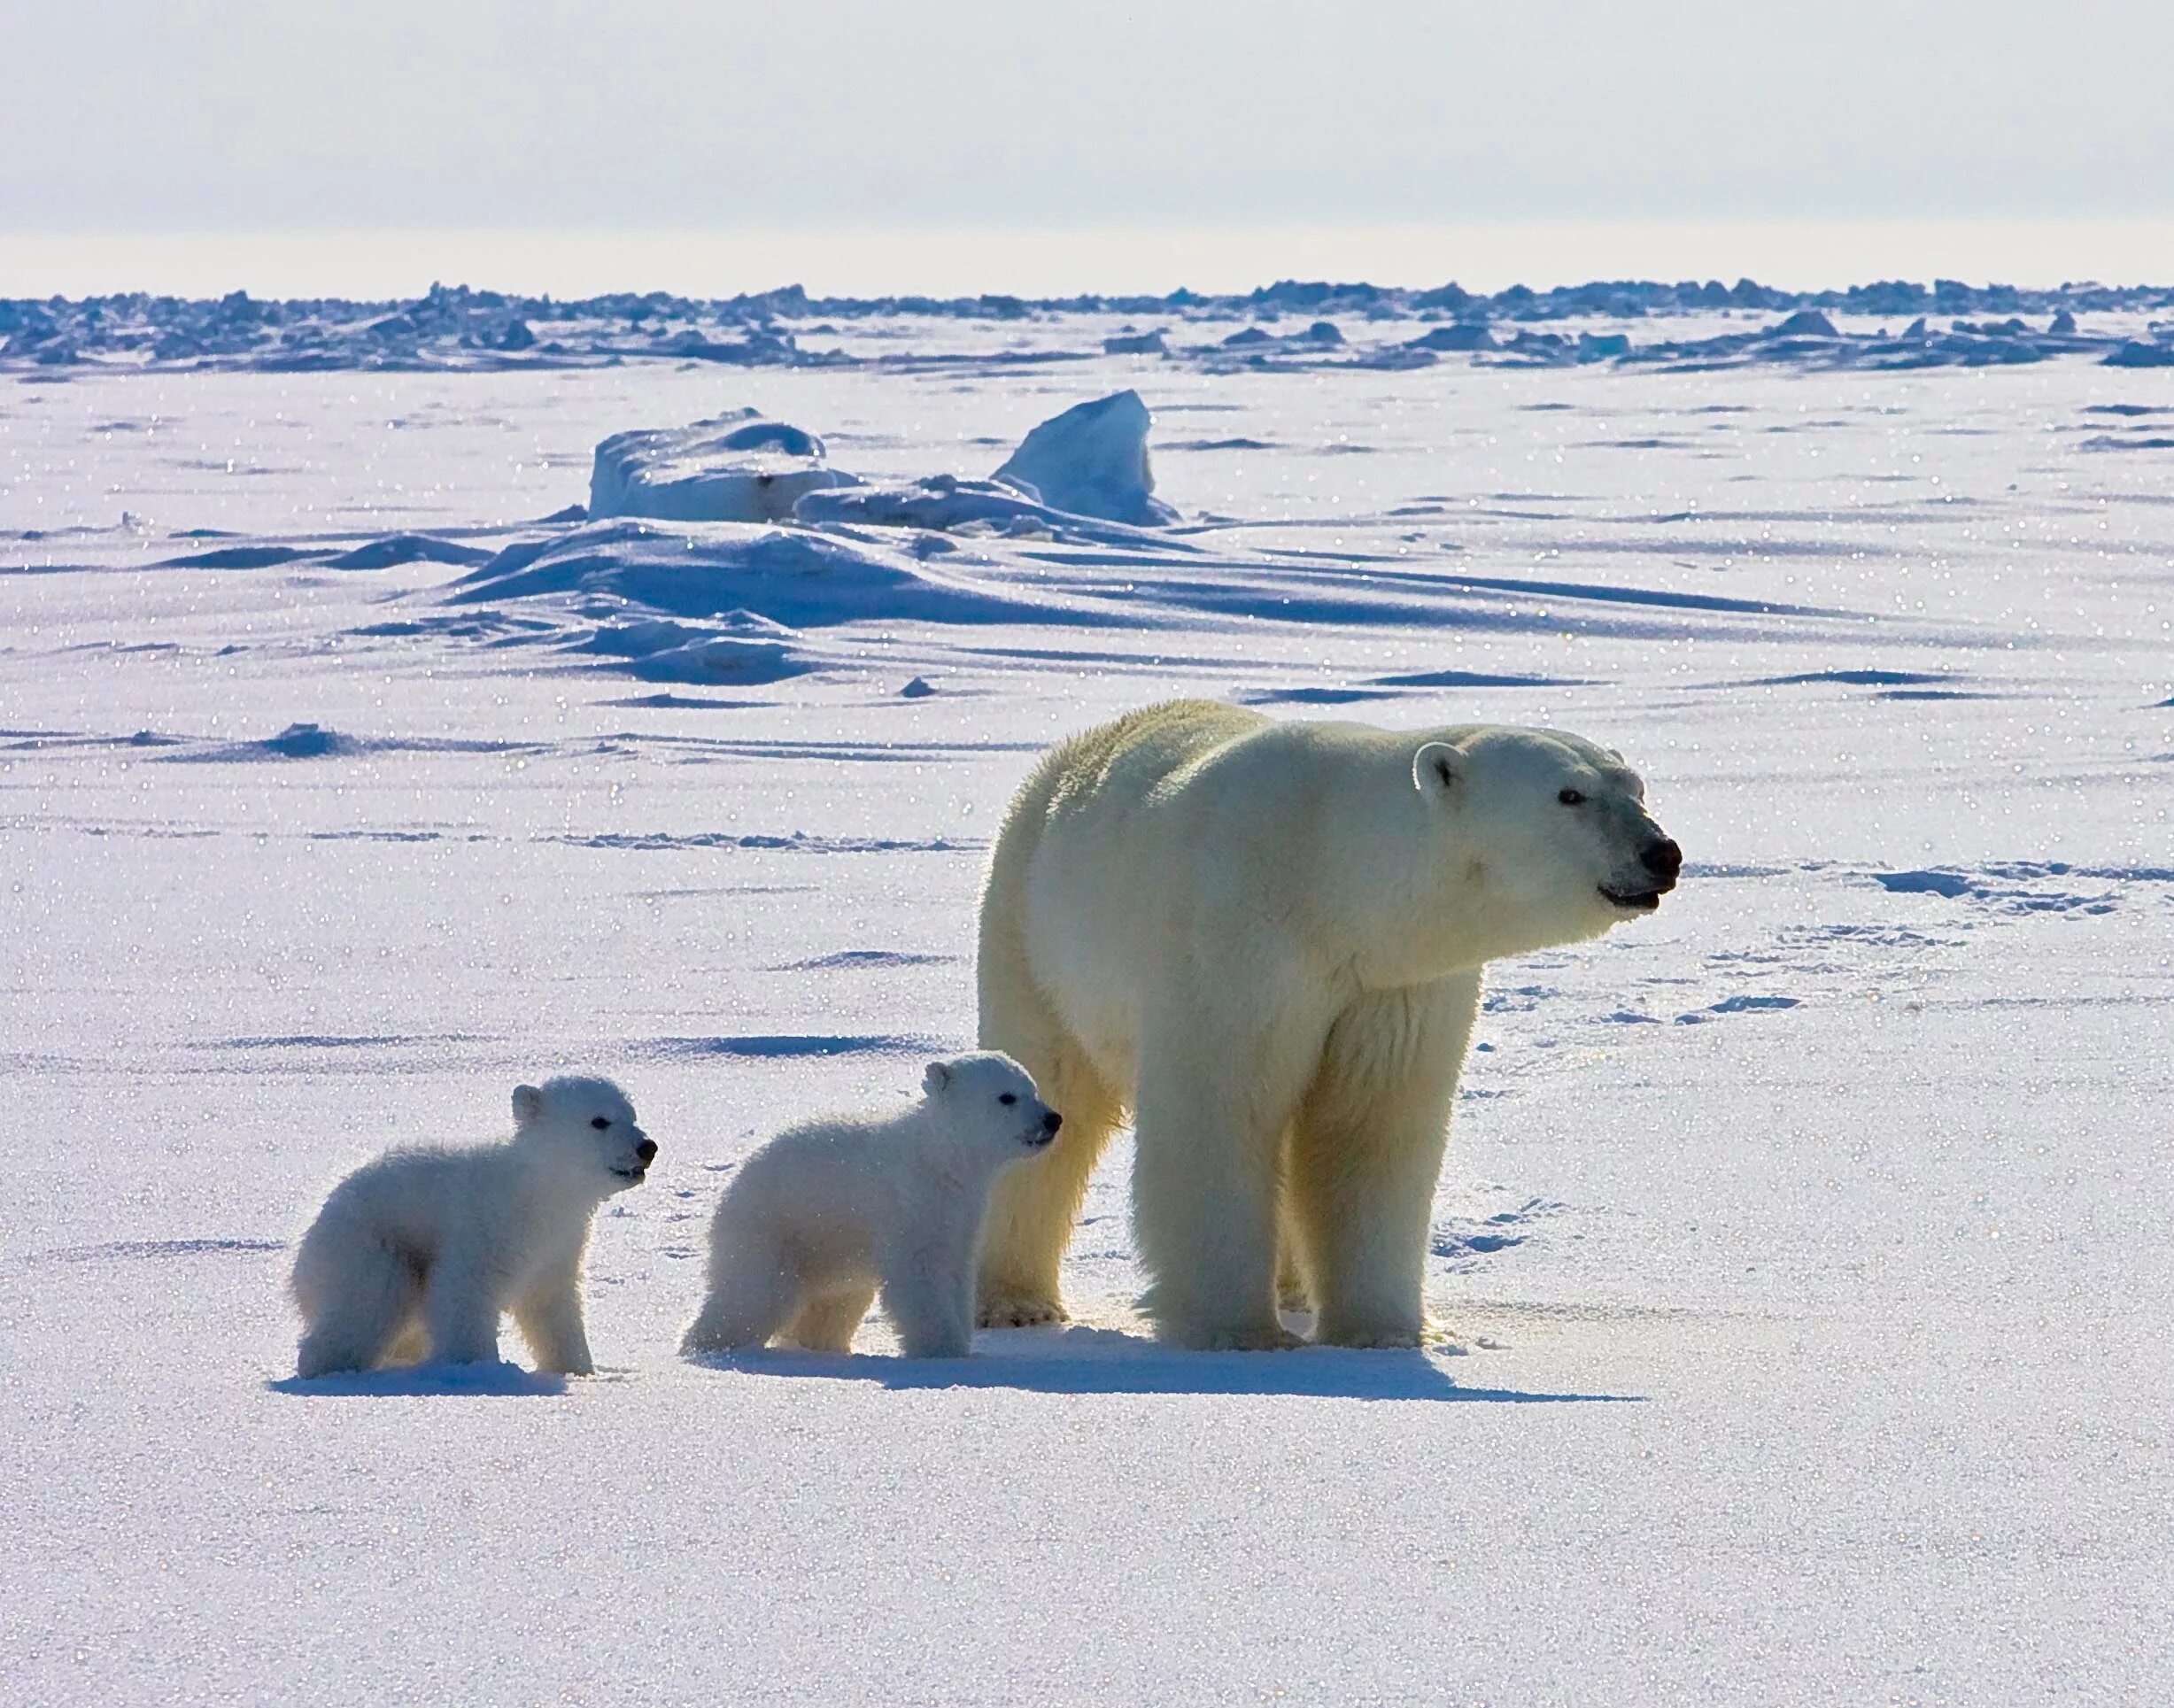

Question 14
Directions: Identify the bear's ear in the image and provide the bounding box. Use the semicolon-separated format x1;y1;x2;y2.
923;1060;952;1096
1412;741;1460;797
512;1084;545;1126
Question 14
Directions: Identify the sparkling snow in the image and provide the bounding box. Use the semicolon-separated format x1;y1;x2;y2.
3;296;2170;1704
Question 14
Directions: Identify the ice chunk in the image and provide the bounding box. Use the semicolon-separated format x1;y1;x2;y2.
992;390;1176;526
1406;323;1497;352
1768;310;1840;337
587;410;862;524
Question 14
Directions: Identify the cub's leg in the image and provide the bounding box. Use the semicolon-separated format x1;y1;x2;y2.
682;1232;800;1356
514;1271;595;1375
421;1242;505;1366
293;1235;419;1379
879;1235;975;1359
779;1283;878;1354
383;1319;430;1366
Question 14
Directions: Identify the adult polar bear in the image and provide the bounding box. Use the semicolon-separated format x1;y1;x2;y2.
975;699;1680;1349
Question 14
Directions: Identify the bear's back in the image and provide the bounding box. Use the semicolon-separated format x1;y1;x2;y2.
321;1142;495;1257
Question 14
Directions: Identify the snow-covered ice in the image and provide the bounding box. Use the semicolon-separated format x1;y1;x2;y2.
3;279;2171;1704
586;410;860;523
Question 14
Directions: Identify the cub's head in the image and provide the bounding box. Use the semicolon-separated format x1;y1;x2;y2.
1412;726;1681;958
511;1075;655;1194
922;1052;1062;1160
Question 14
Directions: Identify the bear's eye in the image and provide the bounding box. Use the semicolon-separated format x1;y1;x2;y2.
1559;788;1586;806
591;1117;611;1130
999;1093;1017;1106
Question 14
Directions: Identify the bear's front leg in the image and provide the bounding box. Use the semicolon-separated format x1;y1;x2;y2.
422;1244;504;1366
879;1235;975;1359
1288;973;1478;1348
1130;1032;1312;1351
514;1273;594;1376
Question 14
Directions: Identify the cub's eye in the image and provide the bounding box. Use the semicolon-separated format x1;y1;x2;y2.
591;1117;610;1130
998;1093;1017;1106
1559;788;1586;806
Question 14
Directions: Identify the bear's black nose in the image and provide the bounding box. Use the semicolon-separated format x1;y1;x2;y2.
1640;838;1683;881
1042;1110;1063;1135
636;1138;659;1163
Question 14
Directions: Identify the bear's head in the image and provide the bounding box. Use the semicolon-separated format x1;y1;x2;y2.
921;1052;1063;1160
1410;726;1680;962
510;1075;656;1195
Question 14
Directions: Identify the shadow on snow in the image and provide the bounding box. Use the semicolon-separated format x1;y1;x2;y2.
689;1323;1641;1403
267;1361;569;1398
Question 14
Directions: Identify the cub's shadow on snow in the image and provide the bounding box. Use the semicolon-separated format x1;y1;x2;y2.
267;1361;569;1398
692;1325;1641;1403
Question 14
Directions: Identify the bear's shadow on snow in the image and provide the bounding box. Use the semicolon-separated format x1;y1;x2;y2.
267;1361;569;1398
692;1325;1641;1403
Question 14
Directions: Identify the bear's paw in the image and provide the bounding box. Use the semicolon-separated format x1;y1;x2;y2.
977;1289;1070;1330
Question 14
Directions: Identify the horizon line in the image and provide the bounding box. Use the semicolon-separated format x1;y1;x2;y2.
7;217;2174;302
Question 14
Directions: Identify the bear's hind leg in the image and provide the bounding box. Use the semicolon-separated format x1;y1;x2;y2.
383;1318;429;1366
681;1237;799;1356
293;1240;419;1379
1275;1180;1311;1316
975;972;1123;1329
779;1282;877;1354
1288;973;1478;1348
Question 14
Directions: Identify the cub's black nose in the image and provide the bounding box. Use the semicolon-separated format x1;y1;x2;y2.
1041;1110;1063;1135
636;1138;659;1163
1641;838;1683;881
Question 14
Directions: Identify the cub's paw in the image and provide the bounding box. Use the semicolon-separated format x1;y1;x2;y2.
978;1290;1069;1330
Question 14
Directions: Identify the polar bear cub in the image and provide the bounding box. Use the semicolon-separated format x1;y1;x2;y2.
290;1076;655;1378
682;1053;1060;1359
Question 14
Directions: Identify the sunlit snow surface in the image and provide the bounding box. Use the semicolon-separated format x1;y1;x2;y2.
3;316;2171;1704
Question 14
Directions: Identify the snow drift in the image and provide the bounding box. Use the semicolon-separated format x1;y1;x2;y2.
447;521;1041;630
793;472;1190;550
572;616;817;685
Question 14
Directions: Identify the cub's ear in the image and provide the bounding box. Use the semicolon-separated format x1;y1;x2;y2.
1412;740;1461;796
922;1060;953;1095
512;1084;545;1125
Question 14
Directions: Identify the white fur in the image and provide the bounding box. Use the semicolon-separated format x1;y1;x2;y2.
681;1052;1059;1360
290;1076;654;1378
974;699;1677;1349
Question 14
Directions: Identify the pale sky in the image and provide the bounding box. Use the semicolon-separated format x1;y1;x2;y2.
7;0;2171;231
5;2;2172;296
